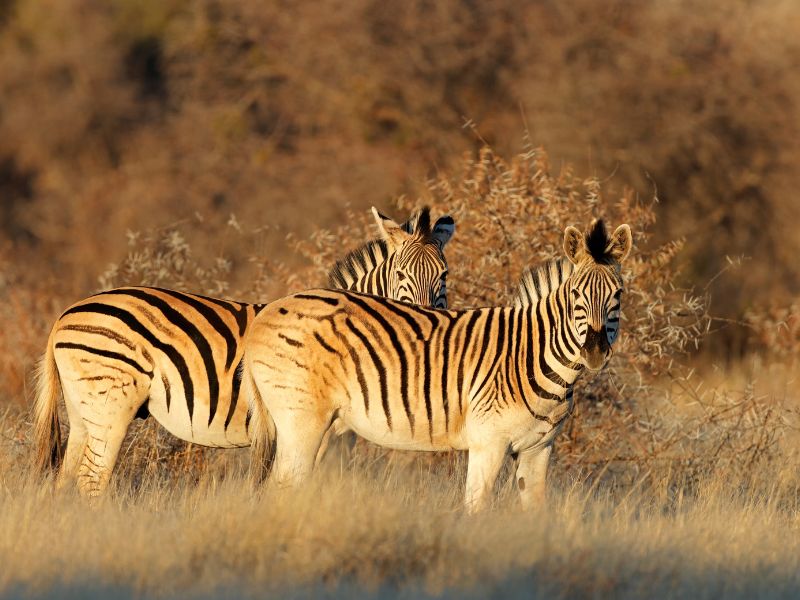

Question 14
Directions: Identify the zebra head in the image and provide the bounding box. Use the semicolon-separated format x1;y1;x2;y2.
373;206;455;308
563;219;633;371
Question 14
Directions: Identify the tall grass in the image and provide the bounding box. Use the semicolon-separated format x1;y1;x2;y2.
1;418;798;599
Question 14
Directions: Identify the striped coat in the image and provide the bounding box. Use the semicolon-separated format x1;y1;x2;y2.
33;206;455;499
244;220;632;510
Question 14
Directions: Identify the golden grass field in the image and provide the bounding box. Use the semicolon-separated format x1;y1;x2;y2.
1;384;799;600
2;1;800;598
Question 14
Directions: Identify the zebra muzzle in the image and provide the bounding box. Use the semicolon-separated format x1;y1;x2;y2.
580;326;611;371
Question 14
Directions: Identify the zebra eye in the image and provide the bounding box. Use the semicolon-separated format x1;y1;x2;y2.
396;271;408;282
609;288;623;306
570;289;581;302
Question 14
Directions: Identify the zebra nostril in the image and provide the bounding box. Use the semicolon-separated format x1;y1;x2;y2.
582;327;608;352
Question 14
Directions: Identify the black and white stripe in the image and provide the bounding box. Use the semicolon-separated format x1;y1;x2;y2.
33;206;455;499
244;219;632;511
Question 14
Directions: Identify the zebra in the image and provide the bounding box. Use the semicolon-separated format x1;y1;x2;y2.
33;206;455;499
243;219;632;511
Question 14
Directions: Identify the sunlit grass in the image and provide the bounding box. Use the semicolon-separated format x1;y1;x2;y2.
2;399;799;600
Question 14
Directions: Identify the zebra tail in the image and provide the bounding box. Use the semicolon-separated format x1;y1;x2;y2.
33;332;64;474
243;362;275;484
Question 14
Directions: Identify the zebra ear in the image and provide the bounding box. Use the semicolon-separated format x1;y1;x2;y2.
431;215;455;249
607;224;632;262
399;215;416;235
399;208;421;234
563;225;584;265
372;206;411;250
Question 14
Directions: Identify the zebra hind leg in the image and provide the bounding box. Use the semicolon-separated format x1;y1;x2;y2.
76;404;142;501
69;378;149;501
55;395;88;491
270;406;333;489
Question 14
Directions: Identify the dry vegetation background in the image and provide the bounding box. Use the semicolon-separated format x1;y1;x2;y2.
1;0;800;598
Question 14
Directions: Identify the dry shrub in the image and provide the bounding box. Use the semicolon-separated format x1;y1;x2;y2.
95;213;290;300
289;142;798;489
743;302;800;367
2;0;799;340
293;142;708;382
0;243;65;408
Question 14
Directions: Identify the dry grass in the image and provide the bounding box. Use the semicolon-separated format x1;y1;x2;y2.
1;402;799;599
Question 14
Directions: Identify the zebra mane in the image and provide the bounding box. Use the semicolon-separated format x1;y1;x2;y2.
327;208;434;289
585;219;617;264
513;257;574;308
327;238;392;289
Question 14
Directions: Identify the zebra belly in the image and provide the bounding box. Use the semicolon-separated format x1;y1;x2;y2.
146;372;251;448
339;406;466;452
510;416;568;454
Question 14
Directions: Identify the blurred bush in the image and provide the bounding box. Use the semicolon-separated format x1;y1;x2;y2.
1;0;798;354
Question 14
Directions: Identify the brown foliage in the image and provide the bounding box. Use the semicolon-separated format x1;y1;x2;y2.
0;0;799;343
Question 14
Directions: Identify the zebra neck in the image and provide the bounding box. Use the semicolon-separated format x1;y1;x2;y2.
349;253;391;296
328;239;392;292
524;289;583;398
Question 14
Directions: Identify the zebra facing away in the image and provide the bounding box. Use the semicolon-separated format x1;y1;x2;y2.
243;219;632;511
33;206;455;499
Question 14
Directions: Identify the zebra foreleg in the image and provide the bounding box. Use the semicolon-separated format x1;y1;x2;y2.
516;443;553;510
464;442;508;513
313;417;350;468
